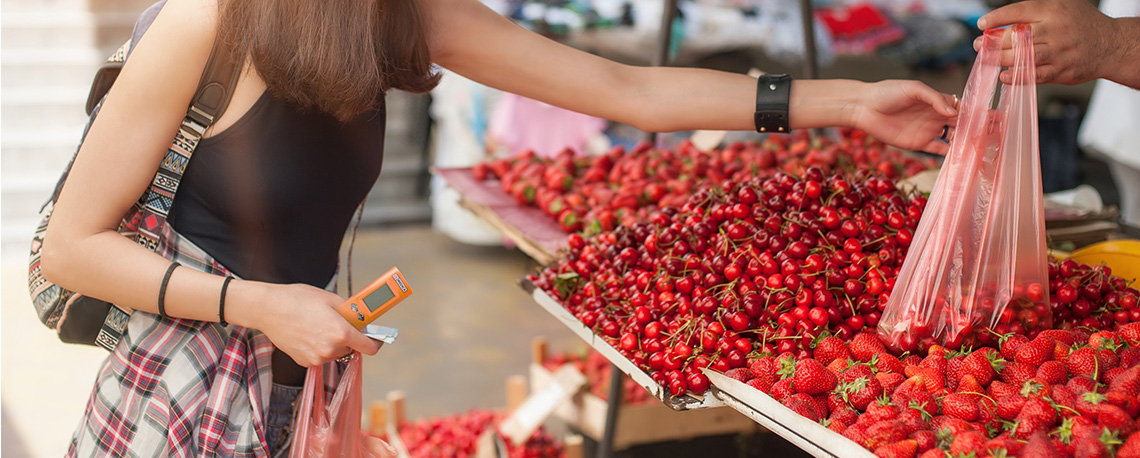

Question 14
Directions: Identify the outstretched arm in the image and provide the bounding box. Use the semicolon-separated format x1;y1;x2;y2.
975;0;1140;89
423;0;958;153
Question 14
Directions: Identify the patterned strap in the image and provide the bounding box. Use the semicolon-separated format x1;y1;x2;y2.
96;45;241;351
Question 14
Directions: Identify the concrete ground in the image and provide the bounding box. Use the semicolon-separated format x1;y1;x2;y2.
1;223;805;457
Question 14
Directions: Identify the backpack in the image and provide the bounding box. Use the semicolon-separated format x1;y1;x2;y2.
27;0;240;350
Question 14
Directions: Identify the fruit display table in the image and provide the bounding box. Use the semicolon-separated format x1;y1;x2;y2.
435;166;563;265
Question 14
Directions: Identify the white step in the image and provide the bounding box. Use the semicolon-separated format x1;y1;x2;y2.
1;12;96;49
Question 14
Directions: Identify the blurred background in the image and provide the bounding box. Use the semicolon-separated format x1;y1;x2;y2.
0;0;1125;456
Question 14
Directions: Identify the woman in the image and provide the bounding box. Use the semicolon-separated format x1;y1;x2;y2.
41;0;958;454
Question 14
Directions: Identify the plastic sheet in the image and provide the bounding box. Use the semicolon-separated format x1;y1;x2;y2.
878;25;1050;352
290;355;396;458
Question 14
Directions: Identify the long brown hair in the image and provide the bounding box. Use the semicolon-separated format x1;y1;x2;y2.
217;0;440;121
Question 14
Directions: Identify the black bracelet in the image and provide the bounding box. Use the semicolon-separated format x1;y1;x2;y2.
158;262;180;318
754;74;792;133
219;276;233;326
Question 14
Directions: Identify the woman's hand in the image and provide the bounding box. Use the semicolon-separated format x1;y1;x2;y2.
246;283;382;367
851;80;959;155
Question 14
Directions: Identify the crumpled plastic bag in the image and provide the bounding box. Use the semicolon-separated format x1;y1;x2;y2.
878;24;1050;352
290;354;396;458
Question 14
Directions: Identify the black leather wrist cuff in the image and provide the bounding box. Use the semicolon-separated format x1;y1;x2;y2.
754;74;792;133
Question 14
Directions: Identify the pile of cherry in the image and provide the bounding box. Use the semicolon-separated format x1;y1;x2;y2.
398;409;564;458
528;168;1140;457
472;129;936;233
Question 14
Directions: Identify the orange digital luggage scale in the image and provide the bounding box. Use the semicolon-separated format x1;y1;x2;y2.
336;267;413;330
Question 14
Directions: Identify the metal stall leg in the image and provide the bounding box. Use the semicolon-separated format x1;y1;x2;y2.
597;363;625;458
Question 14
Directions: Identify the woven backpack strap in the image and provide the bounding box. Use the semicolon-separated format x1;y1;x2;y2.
96;45;241;350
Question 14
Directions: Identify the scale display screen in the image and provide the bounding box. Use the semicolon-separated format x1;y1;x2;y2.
363;283;396;313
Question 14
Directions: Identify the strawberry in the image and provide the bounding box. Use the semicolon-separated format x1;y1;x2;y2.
917;450;944;458
1041;329;1079;346
1120;323;1140;347
903;355;923;366
945;355;964;391
826;391;846;413
955;373;984;395
1077;392;1108;421
961;349;1001;387
1118;431;1140;458
770;377;795;401
1098;403;1136;435
941;393;980;421
1068;375;1099;395
1106;390;1140;418
1089;330;1122;350
995;394;1027;421
1105;367;1127;385
948;430;987;457
873;439;917;458
1020;378;1052;399
793;359;838;395
1037;360;1068;385
874;354;906;375
1022;430;1063;458
864;419;909;450
930;415;975;436
985;434;1024;456
897;407;929;435
829;407;859;426
827;357;851;376
1120;347;1140;369
908;368;945;395
1068;347;1102;379
860;401;899;426
851;332;887;363
745;378;771;393
813;336;851;367
1014;396;1059;439
724;368;753;383
843;376;883;411
1016;335;1055;366
1073;429;1123;458
782;393;822;421
1099;349;1121;372
1110;366;1140;396
749;356;778;389
811;393;831;418
1000;333;1030;361
1052;384;1079;417
823;418;848;434
909;430;936;453
1000;361;1037;387
844;422;871;446
840;363;875;384
877;372;906;394
988;380;1018;399
919;353;948;373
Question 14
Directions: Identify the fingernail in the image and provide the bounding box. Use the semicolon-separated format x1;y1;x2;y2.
977;18;987;29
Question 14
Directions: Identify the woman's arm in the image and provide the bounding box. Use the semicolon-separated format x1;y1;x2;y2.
424;0;958;153
40;0;378;366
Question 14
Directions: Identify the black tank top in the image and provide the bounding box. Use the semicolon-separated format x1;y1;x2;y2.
168;91;386;287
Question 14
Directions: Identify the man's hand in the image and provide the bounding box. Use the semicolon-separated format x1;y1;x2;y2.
975;0;1139;88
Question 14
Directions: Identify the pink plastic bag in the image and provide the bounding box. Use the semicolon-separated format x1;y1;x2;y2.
290;354;396;458
877;25;1050;352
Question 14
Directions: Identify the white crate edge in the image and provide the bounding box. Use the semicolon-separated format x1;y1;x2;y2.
704;370;876;458
528;284;724;410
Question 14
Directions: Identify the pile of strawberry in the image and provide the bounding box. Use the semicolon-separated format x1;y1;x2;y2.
472;129;937;233
542;349;651;404
399;409;564;458
730;326;1140;458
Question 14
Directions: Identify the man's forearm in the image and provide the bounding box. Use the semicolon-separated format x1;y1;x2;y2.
1105;17;1140;89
